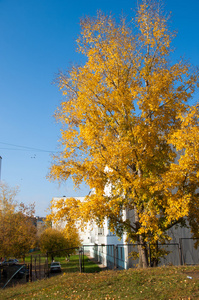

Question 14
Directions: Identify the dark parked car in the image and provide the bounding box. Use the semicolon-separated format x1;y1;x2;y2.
0;259;19;266
50;262;61;273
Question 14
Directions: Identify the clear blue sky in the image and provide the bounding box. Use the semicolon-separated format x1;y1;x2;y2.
0;0;198;216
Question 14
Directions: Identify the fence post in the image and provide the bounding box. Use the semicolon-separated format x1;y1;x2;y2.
29;255;32;282
179;239;183;265
79;248;82;273
114;245;117;269
148;243;151;267
82;246;84;273
26;264;29;282
34;257;37;279
39;254;41;280
46;252;49;278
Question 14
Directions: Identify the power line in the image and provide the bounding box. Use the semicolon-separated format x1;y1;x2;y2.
0;142;61;153
0;147;38;151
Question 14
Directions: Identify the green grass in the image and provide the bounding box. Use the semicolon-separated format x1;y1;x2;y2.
16;251;101;273
50;255;101;273
1;265;199;299
17;250;46;264
83;256;102;273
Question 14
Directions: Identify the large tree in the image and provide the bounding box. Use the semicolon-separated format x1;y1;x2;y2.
49;0;199;267
0;183;37;259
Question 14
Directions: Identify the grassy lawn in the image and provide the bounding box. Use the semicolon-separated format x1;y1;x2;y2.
49;255;101;273
0;265;199;299
21;251;101;273
16;253;101;275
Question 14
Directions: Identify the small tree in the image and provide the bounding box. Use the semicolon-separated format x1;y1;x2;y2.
0;182;37;260
39;227;81;261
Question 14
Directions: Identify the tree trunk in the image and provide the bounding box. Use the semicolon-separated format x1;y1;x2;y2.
152;241;159;267
134;207;148;268
138;235;148;268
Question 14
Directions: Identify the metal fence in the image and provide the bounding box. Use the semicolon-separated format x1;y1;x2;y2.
83;244;139;270
82;239;199;270
0;264;29;289
1;239;199;288
0;253;49;289
150;243;181;266
180;238;199;265
29;253;49;281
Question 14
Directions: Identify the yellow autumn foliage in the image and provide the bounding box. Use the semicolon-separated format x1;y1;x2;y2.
49;1;199;267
